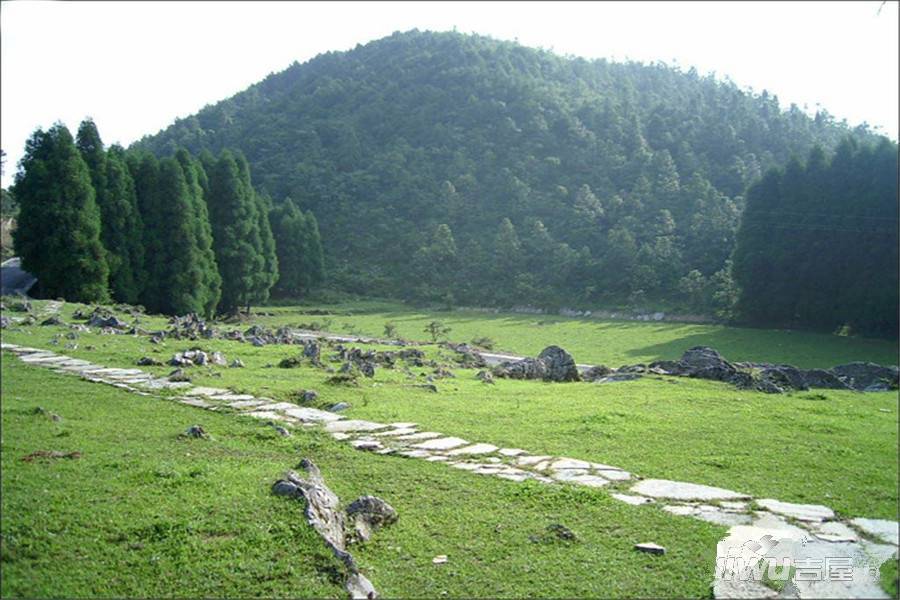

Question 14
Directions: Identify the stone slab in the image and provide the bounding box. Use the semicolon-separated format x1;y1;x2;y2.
611;493;654;506
850;518;899;545
281;407;342;422
756;498;834;522
396;431;442;441
632;479;750;501
411;437;469;451
184;386;232;397
447;443;498;456
325;420;389;433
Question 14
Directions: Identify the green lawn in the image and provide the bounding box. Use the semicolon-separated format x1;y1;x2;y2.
253;301;899;368
1;358;727;598
2;299;897;522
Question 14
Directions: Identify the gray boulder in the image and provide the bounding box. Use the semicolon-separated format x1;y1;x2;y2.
346;495;398;542
538;346;580;382
831;362;899;391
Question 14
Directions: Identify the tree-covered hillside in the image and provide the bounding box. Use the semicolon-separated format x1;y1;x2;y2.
134;30;884;308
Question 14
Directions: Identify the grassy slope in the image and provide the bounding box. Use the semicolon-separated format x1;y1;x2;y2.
1;300;896;520
0;358;727;598
255;302;899;368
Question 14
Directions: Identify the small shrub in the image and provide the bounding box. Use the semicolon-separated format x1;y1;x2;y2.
383;321;398;338
424;320;451;342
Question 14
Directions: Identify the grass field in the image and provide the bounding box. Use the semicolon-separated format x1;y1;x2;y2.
253;301;900;368
1;299;897;596
1;359;727;598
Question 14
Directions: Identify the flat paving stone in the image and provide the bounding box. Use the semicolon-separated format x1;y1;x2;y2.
426;455;450;462
282;407;342;422
813;521;859;543
411;436;469;451
214;393;257;402
663;505;697;516
228;399;267;409
351;439;383;451
611;493;654;506
246;410;289;421
596;469;631;481
179;397;213;408
396;431;442;441
398;449;433;459
850;518;899;545
632;479;750;501
375;427;418;437
551;458;592;470
325;419;389;433
184;387;232;397
756;498;834;522
693;507;752;527
447;443;498;456
516;455;553;466
389;422;417;428
264;402;302;411
498;448;527;457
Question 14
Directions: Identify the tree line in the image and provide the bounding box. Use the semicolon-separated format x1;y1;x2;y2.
11;119;324;316
135;30;883;314
732;138;898;338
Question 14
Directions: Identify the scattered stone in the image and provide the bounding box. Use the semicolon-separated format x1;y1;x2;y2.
272;479;300;497
634;542;666;555
229;358;245;368
329;402;351;412
755;498;834;522
581;365;613;381
475;370;495;384
21;450;81;462
40;315;64;326
300;389;319;403
346;495;398;542
832;362;899;391
432;555;448;564
136;356;163;366
168;368;192;382
631;479;750;501
546;523;577;541
182;425;208;439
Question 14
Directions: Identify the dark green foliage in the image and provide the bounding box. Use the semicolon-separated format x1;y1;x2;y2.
206;150;275;313
174;149;222;316
732;139;899;337
76;119;145;303
101;146;145;303
269;198;324;298
128;151;165;311
12;124;109;302
133;30;883;309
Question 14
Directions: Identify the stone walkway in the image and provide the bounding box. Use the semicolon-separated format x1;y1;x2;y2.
1;341;897;599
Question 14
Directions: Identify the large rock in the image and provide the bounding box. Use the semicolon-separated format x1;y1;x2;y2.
831;362;899;391
494;346;579;382
538;346;580;382
346;495;398;541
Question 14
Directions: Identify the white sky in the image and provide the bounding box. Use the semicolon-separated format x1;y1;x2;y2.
2;1;898;188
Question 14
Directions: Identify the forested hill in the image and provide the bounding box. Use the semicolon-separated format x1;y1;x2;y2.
134;29;884;308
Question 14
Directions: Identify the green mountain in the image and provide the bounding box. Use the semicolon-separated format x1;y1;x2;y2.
134;29;883;307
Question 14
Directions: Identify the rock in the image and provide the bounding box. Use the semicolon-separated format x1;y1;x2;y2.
432;555;448;564
758;365;809;391
272;479;300;497
755;498;834;522
272;425;292;437
40;315;64;326
209;351;227;366
411;436;469;451
136;356;163;366
537;346;580;382
475;370;495;384
596;373;642;383
634;542;666;555
169;348;212;367
546;523;577;541
495;357;547;380
87;310;128;329
168;368;192;382
0;316;10;329
581;365;613;381
850;517;899;545
346;495;398;541
301;389;319;403
183;425;208;439
831;362;899;391
278;356;303;368
229;358;245;368
611;493;654;506
631;479;750;501
802;368;851;390
447;343;487;368
329;402;351;412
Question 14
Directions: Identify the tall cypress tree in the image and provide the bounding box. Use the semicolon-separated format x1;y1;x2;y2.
75;118;107;204
102;145;145;303
13;124;109;302
175;149;221;317
269;198;306;297
206;149;274;313
302;210;325;290
128;151;165;312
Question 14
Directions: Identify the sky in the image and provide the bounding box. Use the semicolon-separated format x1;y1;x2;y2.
2;1;898;188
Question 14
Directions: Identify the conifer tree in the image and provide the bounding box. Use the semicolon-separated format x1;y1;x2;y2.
206;149;270;313
102;145;145;303
175;149;221;316
302;209;325;290
269;197;307;297
13;124;109;302
128;151;166;312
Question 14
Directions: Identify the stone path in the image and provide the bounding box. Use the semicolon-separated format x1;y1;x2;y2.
2;341;897;599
